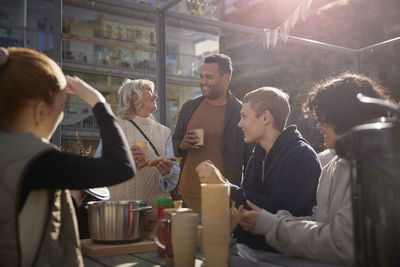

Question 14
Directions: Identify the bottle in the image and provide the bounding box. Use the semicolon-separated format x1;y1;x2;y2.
156;196;173;258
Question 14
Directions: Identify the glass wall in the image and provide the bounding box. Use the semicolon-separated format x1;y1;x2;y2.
63;4;157;73
166;83;201;131
0;0;56;56
165;25;219;77
0;0;23;47
27;0;56;57
0;0;220;143
62;71;124;139
61;2;219;137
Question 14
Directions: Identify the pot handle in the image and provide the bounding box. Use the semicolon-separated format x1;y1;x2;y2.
131;205;152;212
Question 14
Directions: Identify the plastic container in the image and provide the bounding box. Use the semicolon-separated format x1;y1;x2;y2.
156;196;173;258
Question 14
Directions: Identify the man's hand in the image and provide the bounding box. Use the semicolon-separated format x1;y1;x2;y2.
195;160;226;184
155;158;174;176
179;130;201;150
240;200;262;233
131;144;146;165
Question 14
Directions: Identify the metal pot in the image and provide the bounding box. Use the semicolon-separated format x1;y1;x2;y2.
87;200;152;244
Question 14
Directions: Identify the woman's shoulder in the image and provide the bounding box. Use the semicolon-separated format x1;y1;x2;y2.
117;117;129;126
324;155;351;179
0;132;57;159
150;120;171;136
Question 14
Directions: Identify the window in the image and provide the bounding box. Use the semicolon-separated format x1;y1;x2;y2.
166;44;178;73
127;28;135;41
37;19;53;52
94;45;110;65
135;29;142;40
150;31;155;45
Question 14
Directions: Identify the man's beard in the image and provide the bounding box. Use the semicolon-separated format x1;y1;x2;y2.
202;86;224;99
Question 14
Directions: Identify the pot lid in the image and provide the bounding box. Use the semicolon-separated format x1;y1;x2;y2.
84;187;110;200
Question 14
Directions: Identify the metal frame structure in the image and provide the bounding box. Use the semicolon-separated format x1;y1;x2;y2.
49;0;400;145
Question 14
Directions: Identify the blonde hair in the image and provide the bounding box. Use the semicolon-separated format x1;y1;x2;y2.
117;79;154;119
243;87;290;131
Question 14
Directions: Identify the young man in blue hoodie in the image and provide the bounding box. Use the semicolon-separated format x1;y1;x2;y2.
196;87;321;251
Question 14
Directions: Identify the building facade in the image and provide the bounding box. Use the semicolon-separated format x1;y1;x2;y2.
0;0;219;148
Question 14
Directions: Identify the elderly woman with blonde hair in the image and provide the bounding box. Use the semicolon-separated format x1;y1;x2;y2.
96;79;179;212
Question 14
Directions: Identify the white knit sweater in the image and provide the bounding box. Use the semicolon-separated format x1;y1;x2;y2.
108;116;171;211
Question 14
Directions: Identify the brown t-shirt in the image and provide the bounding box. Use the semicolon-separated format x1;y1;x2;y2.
178;99;226;198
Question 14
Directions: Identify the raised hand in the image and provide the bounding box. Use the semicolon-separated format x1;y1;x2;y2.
195;160;226;184
66;75;105;107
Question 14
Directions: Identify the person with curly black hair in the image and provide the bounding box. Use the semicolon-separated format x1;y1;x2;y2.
239;73;391;266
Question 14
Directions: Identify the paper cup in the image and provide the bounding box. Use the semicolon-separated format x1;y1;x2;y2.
193;129;204;146
172;212;199;267
133;141;149;155
173;200;183;209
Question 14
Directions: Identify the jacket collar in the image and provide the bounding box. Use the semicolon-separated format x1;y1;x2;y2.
253;125;306;161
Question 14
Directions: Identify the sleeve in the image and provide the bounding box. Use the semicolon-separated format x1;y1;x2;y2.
24;102;136;190
159;135;180;192
94;140;102;158
253;164;354;266
236;149;321;215
172;103;187;158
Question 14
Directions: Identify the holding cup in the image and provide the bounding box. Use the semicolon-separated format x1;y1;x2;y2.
193;129;204;146
133;141;149;163
133;140;149;155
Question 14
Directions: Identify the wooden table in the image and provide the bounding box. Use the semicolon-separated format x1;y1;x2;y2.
81;239;343;267
83;251;204;267
81;239;204;267
83;249;344;267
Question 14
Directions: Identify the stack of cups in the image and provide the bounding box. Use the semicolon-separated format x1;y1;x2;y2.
171;212;199;267
201;184;230;267
163;208;192;267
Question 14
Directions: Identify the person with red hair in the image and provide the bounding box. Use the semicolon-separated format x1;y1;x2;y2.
0;47;135;267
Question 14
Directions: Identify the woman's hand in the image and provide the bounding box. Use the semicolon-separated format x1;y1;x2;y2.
66;75;105;107
155;158;174;176
240;200;262;233
131;145;146;166
195;160;226;184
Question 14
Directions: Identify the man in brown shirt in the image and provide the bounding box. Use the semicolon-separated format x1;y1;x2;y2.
172;54;252;213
